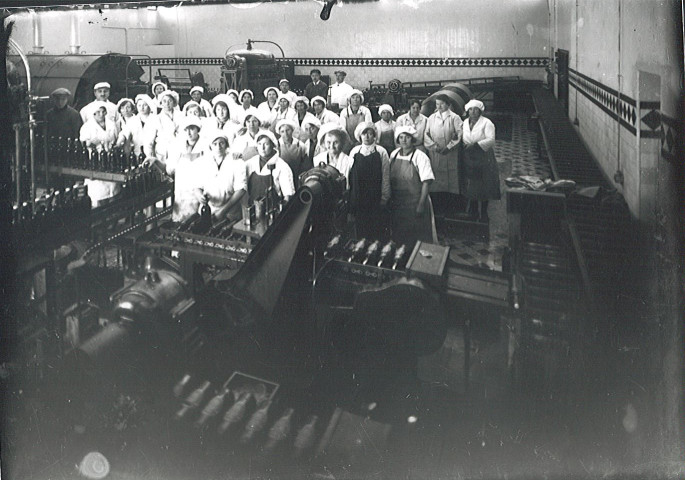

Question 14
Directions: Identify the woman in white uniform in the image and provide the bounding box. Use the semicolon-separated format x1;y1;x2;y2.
339;89;372;151
208;94;240;143
151;81;168;113
389;126;436;246
244;130;296;205
234;90;260;127
258;87;279;127
195;131;247;221
269;95;297;134
313;125;354;187
231;114;263;160
146;117;208;222
460;99;500;222
116;94;156;157
424;94;463;215
114;98;141;155
276;118;308;186
293;96;317;143
302;116;322;167
396;100;428;153
189;86;213;118
277;79;298;107
144;90;181;161
375;104;396;155
311;96;339;125
80;102;120;205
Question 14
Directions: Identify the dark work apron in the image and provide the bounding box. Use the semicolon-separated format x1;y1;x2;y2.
390;149;437;247
247;169;279;206
343;107;365;147
377;122;396;156
350;149;387;241
461;144;501;201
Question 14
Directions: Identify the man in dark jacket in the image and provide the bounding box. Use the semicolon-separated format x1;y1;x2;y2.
304;69;328;101
46;88;83;140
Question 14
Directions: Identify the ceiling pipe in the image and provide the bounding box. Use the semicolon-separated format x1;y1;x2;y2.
31;10;44;54
70;13;81;54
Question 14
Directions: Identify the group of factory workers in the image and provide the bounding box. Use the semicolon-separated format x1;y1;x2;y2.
47;68;499;246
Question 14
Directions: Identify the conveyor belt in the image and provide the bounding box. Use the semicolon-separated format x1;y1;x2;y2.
530;88;632;315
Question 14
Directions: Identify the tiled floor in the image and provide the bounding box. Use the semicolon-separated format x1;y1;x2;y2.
438;112;547;272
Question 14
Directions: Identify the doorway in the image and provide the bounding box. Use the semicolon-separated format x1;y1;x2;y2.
556;49;570;115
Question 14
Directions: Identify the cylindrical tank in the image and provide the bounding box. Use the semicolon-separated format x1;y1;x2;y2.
421;82;473;117
112;269;189;323
222;48;283;103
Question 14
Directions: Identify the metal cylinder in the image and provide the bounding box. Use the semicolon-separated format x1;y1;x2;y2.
69;14;81;54
14;124;21;205
32;12;44;54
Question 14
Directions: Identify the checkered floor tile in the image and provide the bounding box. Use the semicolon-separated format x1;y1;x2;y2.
436;113;551;272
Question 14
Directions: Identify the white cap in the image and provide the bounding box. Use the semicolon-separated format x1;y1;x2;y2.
226;89;240;102
294;96;310;107
354;121;376;142
159;90;179;105
378;104;394;116
211;94;232;107
311;96;327;107
278;78;290;85
183;116;202;130
255;129;278;148
91;101;109;113
189;85;204;95
239;89;254;101
317;122;345;143
263;86;279;98
93;82;111;90
348;89;364;103
116;97;134;110
277;93;292;105
394;125;418;143
134;93;156;112
151;81;167;93
276;118;298;133
182;100;201;113
209;130;229;144
302;116;322;129
464;99;485;112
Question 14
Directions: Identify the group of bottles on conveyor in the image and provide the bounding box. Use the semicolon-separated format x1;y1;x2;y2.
172;375;320;458
174;203;214;236
12;183;91;243
49;136;145;175
324;235;410;270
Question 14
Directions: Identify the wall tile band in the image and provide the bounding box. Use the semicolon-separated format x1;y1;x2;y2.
660;113;680;163
569;68;637;135
136;57;549;68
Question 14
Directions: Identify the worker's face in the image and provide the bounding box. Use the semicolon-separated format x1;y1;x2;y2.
53;95;69;109
186;105;202;117
161;95;176;111
435;99;449;112
468;107;482;121
410;102;421;116
215;103;229;121
267;90;278;102
190;91;202;103
257;137;275;158
212;138;228;156
242;94;252;106
398;133;414;149
278;125;294;139
246;116;261;132
94;107;107;122
313;101;324;114
349;94;362;108
94;88;109;101
311;72;321;83
185;125;200;142
380;111;392;122
335;73;345;83
120;102;134;117
154;84;166;96
279;98;290;110
136;99;151;115
325;133;342;155
228;92;238;103
305;124;320;140
295;102;307;115
361;129;376;146
279;83;290;93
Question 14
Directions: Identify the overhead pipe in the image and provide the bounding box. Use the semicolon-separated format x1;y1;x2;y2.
70;14;81;54
31;11;44;54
